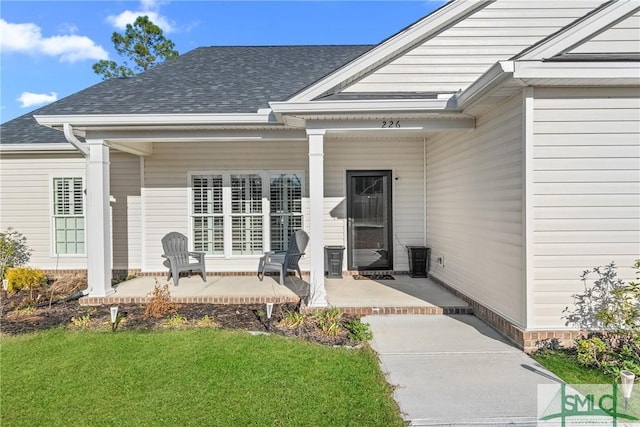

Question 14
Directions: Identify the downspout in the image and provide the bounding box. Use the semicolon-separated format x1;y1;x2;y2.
63;123;89;157
62;123;91;296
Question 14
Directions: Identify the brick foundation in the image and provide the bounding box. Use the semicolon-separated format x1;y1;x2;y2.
80;294;300;306
430;275;581;353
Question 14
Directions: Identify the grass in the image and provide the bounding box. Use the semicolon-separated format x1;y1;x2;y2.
533;350;640;419
1;328;404;427
533;350;612;384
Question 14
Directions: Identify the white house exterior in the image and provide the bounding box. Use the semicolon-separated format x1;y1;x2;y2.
1;0;639;349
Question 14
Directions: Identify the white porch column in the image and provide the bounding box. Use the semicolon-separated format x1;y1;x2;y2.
307;129;328;307
86;139;114;297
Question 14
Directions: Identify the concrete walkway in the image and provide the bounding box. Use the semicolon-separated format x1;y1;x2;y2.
364;315;562;426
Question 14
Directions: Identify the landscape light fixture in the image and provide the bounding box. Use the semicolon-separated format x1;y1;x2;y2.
266;302;274;331
621;370;635;409
110;306;119;332
2;279;8;291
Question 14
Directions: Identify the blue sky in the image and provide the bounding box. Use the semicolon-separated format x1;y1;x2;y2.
0;0;445;123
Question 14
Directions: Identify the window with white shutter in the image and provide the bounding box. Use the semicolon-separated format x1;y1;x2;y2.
190;171;303;258
191;175;224;255
270;174;302;252
52;177;85;254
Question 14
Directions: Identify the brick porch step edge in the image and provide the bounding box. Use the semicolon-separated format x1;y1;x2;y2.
305;306;473;315
79;295;301;306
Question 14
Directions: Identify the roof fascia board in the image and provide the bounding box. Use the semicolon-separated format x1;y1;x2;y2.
517;1;640;61
287;0;491;102
0;143;76;153
514;60;640;81
84;128;308;143
270;99;452;116
34;112;276;128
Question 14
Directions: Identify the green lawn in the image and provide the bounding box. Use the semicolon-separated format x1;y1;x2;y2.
534;350;640;420
1;329;404;427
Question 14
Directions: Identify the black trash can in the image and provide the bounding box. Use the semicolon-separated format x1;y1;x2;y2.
407;246;430;278
325;246;345;278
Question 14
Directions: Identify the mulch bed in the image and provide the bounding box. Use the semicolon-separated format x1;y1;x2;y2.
0;289;361;347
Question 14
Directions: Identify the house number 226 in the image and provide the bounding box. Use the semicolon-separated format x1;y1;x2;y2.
382;120;400;128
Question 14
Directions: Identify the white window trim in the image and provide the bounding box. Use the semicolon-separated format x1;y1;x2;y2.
188;170;305;259
49;173;86;257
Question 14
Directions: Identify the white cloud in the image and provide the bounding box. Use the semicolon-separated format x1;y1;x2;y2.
0;19;108;62
106;0;175;33
17;92;58;108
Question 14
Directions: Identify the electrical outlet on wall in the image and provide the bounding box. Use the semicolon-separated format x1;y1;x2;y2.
437;255;445;267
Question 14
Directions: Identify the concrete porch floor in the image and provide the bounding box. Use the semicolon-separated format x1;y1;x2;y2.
80;274;470;315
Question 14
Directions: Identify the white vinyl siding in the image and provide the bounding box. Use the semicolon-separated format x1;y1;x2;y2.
52;177;85;255
426;93;525;326
345;0;605;93
0;151;140;271
324;137;426;272
531;87;640;329
143;140;309;273
569;12;640;54
0;153;87;269
111;152;142;270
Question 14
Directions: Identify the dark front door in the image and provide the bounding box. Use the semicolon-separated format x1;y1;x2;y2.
347;170;393;271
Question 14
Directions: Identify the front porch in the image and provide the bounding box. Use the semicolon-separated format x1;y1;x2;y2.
80;274;470;315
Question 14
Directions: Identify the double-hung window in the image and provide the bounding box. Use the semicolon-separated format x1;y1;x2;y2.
269;174;302;252
190;172;302;257
231;174;263;255
52;177;85;255
192;175;224;255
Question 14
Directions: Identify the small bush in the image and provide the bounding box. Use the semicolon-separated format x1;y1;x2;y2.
70;315;93;329
161;314;189;328
312;308;343;336
345;318;373;342
194;315;217;328
5;267;47;295
564;260;640;378
144;282;177;319
0;228;31;279
279;309;304;328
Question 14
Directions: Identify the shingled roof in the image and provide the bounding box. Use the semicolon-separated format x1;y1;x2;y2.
1;45;373;145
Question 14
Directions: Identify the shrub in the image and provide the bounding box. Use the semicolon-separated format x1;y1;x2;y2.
161;314;189;328
279;309;304;328
345;318;373;342
312;307;343;336
144;282;177;319
564;261;640;378
0;228;31;280
5;267;47;296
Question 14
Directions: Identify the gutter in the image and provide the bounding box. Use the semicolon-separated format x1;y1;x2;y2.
34;111;277;129
453;60;517;110
0;143;76;153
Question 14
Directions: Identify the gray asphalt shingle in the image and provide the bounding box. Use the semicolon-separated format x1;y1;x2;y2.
1;45;372;144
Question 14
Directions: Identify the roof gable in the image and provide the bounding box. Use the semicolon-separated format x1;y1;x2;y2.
288;0;608;102
341;0;606;96
516;0;640;61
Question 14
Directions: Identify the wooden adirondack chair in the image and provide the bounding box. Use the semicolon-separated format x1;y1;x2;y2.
161;232;207;286
257;230;309;286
